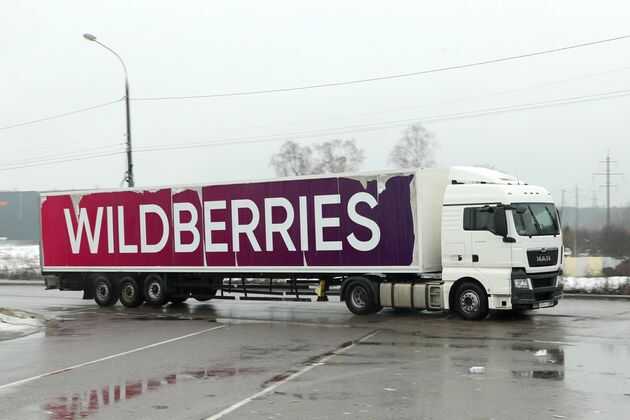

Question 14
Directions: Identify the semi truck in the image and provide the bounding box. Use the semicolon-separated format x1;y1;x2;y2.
40;166;563;320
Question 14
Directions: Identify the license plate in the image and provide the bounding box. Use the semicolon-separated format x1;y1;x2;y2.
534;301;554;309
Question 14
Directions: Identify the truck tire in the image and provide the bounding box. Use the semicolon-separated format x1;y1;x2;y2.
454;281;488;321
93;275;118;307
143;274;168;306
119;277;144;308
345;278;379;315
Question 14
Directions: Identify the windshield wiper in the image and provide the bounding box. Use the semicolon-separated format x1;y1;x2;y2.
526;205;543;235
543;205;559;235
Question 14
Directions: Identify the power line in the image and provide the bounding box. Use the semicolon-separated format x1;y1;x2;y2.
0;150;124;172
2;34;629;132
133;34;630;101
0;98;123;131
133;88;630;154
3;86;630;172
0;143;125;167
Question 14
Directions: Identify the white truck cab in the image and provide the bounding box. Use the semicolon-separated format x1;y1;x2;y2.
441;167;563;318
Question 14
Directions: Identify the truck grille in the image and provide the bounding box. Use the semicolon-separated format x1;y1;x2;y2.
531;277;556;288
527;249;558;267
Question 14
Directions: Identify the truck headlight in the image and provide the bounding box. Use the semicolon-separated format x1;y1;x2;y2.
513;278;531;289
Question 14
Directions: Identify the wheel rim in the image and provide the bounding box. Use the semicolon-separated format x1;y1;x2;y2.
96;282;110;301
122;283;136;301
147;282;162;301
350;285;368;309
459;290;480;314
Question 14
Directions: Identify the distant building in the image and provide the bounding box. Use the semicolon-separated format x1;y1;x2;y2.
0;191;40;241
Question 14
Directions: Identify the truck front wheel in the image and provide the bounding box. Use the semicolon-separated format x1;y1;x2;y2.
119;277;144;308
94;275;118;307
454;282;488;321
345;278;379;315
143;274;168;306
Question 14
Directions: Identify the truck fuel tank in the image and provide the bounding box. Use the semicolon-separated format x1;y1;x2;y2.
379;282;443;311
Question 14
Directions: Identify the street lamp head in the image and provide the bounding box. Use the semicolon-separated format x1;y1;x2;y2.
83;33;97;42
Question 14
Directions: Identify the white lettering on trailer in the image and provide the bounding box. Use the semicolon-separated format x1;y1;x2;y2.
346;192;381;251
204;200;228;252
173;202;200;253
64;207;103;254
299;196;308;251
61;192;383;255
264;197;296;251
106;206;114;254
117;206;138;254
139;204;170;253
231;199;262;252
314;194;342;251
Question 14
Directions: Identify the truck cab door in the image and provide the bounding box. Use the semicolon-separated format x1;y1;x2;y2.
464;206;512;268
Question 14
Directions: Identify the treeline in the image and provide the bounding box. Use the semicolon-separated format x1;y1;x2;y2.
563;226;630;258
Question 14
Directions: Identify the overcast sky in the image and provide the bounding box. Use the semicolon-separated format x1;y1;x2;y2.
1;1;629;206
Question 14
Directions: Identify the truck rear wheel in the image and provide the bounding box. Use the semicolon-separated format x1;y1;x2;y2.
94;275;118;307
143;274;168;306
119;277;144;308
345;278;379;315
454;281;488;321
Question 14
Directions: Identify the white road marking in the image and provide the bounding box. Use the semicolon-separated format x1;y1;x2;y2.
205;330;378;420
0;324;225;391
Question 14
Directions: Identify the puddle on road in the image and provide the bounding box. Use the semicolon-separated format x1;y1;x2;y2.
42;365;266;420
512;370;564;380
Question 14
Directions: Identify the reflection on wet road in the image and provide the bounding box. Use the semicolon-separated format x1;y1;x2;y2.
1;285;630;419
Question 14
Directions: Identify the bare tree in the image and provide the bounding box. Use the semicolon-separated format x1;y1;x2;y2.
269;140;314;176
312;139;365;174
389;123;435;169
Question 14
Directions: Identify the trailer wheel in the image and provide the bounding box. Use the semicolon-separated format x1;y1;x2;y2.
119;277;144;308
93;275;118;307
454;281;488;321
143;274;168;306
345;278;379;315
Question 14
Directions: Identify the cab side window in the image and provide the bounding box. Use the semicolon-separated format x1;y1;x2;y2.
463;207;496;233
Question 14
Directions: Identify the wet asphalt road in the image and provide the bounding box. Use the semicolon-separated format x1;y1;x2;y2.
1;285;630;420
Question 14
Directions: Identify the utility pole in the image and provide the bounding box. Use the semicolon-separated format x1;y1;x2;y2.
593;153;622;228
83;33;135;188
574;185;579;256
560;189;567;220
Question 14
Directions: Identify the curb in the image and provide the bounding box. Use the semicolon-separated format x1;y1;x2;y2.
562;293;630;300
0;280;44;286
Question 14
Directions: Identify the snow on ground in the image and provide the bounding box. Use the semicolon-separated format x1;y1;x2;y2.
0;243;41;278
0;308;43;338
561;276;630;294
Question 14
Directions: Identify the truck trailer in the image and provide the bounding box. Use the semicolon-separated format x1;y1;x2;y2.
41;166;563;320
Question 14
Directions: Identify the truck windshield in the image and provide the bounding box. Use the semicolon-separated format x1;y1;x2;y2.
511;203;559;237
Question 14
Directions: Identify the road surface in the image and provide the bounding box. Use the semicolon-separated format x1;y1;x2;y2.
1;284;630;419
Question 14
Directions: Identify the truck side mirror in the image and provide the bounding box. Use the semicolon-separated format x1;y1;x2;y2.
494;206;508;238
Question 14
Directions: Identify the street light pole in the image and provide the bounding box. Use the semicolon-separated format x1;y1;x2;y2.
83;33;135;188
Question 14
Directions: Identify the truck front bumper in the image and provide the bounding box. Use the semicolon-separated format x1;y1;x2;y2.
511;269;562;310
